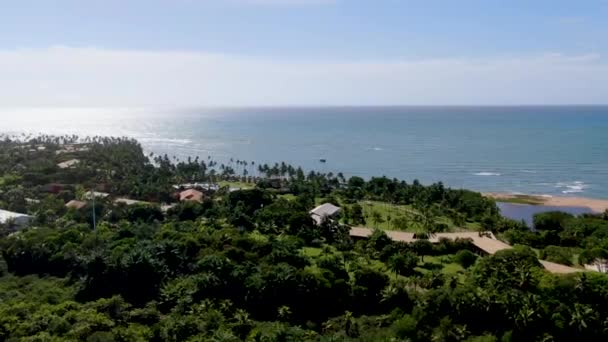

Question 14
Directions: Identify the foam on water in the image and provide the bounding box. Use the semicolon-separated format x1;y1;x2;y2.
474;172;501;176
555;181;588;194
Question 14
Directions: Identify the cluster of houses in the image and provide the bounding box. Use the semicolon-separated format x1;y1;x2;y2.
3;190;608;274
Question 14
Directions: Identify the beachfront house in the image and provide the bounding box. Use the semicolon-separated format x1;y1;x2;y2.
179;189;204;203
310;203;341;225
0;209;33;230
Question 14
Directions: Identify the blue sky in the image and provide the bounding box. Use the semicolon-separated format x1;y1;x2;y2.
1;0;607;106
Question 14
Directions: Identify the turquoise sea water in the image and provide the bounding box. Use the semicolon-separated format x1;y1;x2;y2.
2;106;608;198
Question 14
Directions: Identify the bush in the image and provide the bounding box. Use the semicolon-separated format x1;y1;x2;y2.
539;246;573;266
388;252;418;276
392;315;417;339
0;256;7;276
533;211;573;231
454;250;477;268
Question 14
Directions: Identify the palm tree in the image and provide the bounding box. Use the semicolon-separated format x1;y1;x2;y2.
371;210;385;228
277;305;292;321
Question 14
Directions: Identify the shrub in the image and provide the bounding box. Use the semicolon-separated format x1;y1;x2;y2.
539;246;573;266
454;250;478;268
533;211;573;231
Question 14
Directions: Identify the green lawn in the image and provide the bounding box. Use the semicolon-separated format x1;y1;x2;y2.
416;255;464;275
301;247;324;258
356;200;415;230
349;200;476;232
218;180;255;190
278;194;297;201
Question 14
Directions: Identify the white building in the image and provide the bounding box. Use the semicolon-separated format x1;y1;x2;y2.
584;260;608;273
83;191;110;200
0;209;33;229
310;203;341;225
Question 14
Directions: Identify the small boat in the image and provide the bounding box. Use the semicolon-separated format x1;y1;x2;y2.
319;159;326;163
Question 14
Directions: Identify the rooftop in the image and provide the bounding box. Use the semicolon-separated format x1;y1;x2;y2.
65;200;87;210
310;203;341;225
179;189;204;202
114;198;150;206
83;191;110;200
310;203;341;217
57;159;80;169
350;227;585;274
0;209;32;224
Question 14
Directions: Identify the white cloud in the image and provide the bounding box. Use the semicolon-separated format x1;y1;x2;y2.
0;46;606;107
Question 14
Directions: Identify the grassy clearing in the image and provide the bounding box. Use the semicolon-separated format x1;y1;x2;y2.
219;180;255;190
415;255;464;275
351;200;476;232
278;194;297;201
301;247;324;258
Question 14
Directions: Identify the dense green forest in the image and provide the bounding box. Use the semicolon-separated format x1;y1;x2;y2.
1;135;608;341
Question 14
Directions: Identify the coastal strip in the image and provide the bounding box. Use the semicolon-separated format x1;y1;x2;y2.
484;192;608;213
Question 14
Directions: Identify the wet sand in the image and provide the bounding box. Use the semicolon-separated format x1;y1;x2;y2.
484;192;608;213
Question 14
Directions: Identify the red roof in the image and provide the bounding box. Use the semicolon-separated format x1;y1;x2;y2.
179;189;204;202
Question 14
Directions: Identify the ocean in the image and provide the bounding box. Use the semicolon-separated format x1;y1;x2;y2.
2;106;608;198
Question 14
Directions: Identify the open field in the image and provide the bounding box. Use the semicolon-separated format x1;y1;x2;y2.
416;255;464;275
352;200;479;232
218;180;255;190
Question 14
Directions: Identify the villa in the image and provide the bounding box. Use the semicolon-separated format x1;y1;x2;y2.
310;203;341;225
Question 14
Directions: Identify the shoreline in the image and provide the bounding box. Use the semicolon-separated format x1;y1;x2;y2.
484;192;608;213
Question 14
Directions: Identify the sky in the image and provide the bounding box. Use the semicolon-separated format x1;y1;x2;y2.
1;0;607;106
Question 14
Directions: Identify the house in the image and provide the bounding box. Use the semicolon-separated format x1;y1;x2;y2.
258;175;288;189
310;203;341;225
0;209;33;229
83;191;110;200
584;259;608;273
42;183;65;194
55;144;90;155
173;183;220;193
66;200;87;210
349;227;585;274
57;159;80;169
179;189;204;203
114;198;151;206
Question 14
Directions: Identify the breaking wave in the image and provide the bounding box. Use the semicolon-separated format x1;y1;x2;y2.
474;172;501;176
555;181;588;194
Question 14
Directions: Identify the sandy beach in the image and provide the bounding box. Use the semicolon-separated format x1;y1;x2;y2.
484;192;608;213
